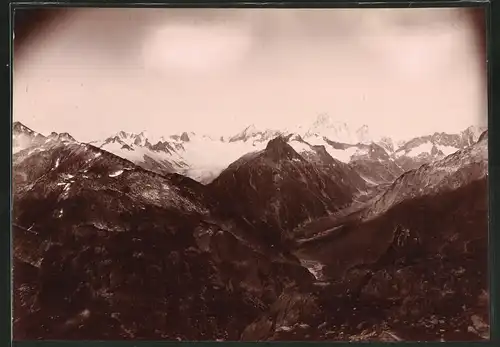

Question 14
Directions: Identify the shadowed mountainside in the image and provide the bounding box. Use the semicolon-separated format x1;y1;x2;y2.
12;123;489;341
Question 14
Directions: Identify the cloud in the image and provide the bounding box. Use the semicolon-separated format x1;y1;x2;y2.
141;22;254;74
13;8;486;143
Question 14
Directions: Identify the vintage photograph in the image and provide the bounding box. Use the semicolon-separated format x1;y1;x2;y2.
12;7;488;341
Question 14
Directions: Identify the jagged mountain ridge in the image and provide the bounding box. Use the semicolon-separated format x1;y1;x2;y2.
207;136;362;249
91;130;188;176
13;121;47;154
367;130;488;218
11;121;489;341
393;126;486;171
14;121;374;250
304;113;376;145
12;122;370;249
86;113;484;184
12;135;315;340
297;133;487;289
12;119;486;193
48;131;77;143
243;132;489;342
291;129;488;246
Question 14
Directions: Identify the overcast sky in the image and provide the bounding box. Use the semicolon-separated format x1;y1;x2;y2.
13;8;487;143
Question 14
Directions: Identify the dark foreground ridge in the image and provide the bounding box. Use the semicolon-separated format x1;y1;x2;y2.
12;122;489;341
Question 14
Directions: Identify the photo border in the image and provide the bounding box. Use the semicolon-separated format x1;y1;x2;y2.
2;1;497;346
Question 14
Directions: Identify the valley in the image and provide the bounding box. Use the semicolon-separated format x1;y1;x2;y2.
11;119;489;341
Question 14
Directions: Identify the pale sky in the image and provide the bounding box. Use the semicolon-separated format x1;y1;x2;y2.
13;8;487;143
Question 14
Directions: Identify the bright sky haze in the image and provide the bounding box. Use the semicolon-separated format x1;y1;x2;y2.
13;8;487;143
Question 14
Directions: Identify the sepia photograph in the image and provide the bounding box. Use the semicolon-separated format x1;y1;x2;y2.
12;6;489;341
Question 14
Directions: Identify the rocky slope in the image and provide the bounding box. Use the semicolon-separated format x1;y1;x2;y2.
13;121;47;154
12;135;314;340
91;131;188;176
244;177;488;342
241;132;489;342
288;136;368;192
367;130;488;218
12;121;489;342
393;126;486;171
208;137;359;248
320;139;405;185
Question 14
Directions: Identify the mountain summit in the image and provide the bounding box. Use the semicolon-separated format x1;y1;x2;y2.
304;113;377;145
49;132;76;143
13;121;46;154
90;120;485;185
264;136;303;161
92;130;187;175
11;120;490;341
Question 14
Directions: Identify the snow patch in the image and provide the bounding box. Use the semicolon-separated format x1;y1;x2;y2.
437;145;459;156
360;175;378;186
101;141;183;171
289;140;312;154
60;173;74;180
58;182;73;199
394;150;406;158
407;142;433;157
300;259;326;281
326;147;358;163
276;326;293;332
80;309;91;318
108;170;124;178
26;148;42;156
181;136;266;180
302;135;357;163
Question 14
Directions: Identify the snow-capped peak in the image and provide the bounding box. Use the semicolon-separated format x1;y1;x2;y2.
367;132;488;218
461;125;487;146
307;113;349;135
133;131;149;146
170;131;198;143
304;114;378;145
180;132;190;142
393;125;488;162
228;124;286;144
108;130;160;147
378;136;395;153
117;131;133;140
356;125;372;144
229;124;259;142
13;121;41;137
13;121;46;154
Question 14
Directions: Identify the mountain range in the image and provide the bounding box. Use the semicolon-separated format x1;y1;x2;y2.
12;118;489;341
38;114;480;185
